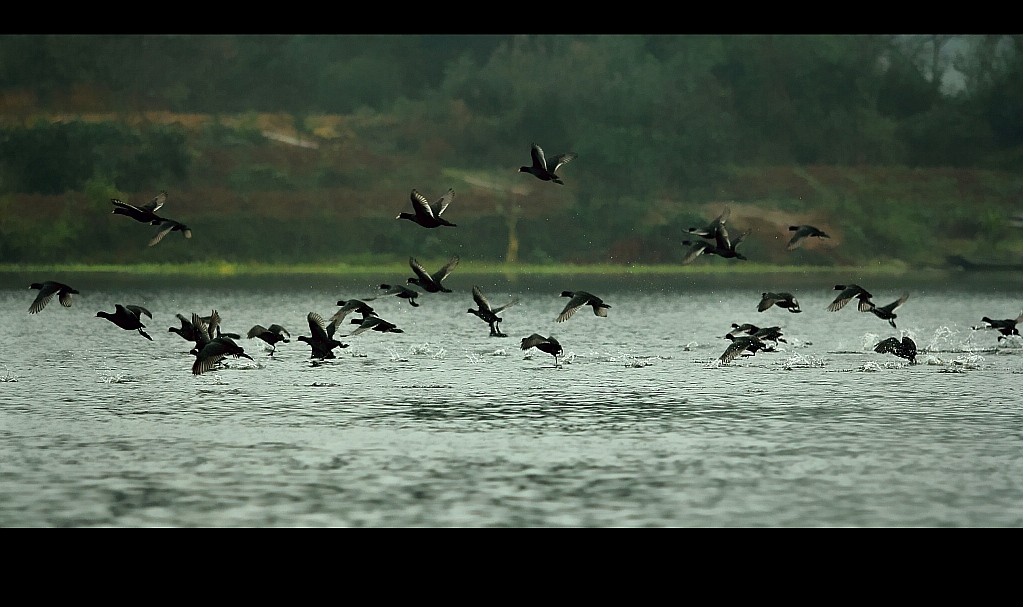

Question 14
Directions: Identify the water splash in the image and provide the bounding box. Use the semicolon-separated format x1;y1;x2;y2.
859;361;884;372
488;349;509;357
99;374;137;384
782;353;825;370
1;367;18;382
465;351;483;364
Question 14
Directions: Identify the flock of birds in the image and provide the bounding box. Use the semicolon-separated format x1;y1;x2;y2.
22;143;1023;371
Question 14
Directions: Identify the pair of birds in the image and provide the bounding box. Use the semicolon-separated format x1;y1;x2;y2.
110;191;192;246
395;144;578;229
377;256;461;307
682;206;750;265
718;323;788;363
828;284;910;328
166;309;254;374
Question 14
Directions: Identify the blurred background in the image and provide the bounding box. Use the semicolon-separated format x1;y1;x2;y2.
1;34;1021;269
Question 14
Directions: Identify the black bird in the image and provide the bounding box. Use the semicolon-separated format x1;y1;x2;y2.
408;256;459;293
519;144;577;185
719;334;769;364
110;191;166;224
868;293;910;328
726;323;760;339
874;336;917;364
345;313;405;337
297;312;348;359
169;313;199;341
149;218;192;246
396;189;456;228
246;324;290;355
758;292;802;313
468;285;517;337
828;284;875;312
96;304;153;341
787;225;830;251
681;228;751;264
556;290;611;323
377;284;421;307
191;336;253;375
520;334;564;366
28;281;79;314
331;299;377;326
745;326;786;344
686;206;730;238
973;312;1023;341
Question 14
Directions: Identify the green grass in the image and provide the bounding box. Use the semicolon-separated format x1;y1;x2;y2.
0;259;922;277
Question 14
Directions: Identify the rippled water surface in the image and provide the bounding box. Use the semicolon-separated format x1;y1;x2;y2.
2;272;1021;526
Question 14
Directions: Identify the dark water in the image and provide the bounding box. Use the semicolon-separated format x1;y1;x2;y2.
1;272;1021;526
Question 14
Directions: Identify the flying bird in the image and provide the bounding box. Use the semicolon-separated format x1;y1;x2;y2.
110;191;166;224
758;292;801;313
191;336;253;375
296;312;348;359
874;336;917;364
518;144;577;185
520;334;564;366
686;206;731;239
28;281;79;314
867;293;910;328
396;189;456;228
408;256;459;293
468;285;517;337
331;299;377;326
973;312;1023;341
246;324;291;355
556;290;611;323
377;284;421;307
719;334;769;364
681;228;751;264
828;284;875;312
95;304;154;341
786;225;830;251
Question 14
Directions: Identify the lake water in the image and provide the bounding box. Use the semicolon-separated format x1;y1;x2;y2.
1;271;1021;527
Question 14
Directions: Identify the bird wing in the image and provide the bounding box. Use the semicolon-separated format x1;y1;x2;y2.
520;333;549;351
828;286;864;312
681;241;710;265
143;191;167;213
758;293;779;312
556;293;589;323
731;228;752;247
307;312;329;342
878;293;910;314
549;152;577;174
192;313;212;346
432;256;460;282
409;257;436;286
490;299;518;315
148;221;177;246
247;325;269;338
786;226;811;251
267;324;289;338
57;287;75;308
410;190;437;220
471;285;492;313
126;305;152;319
719;339;751;364
874;337;900;354
432;189;455;217
530;144;547;171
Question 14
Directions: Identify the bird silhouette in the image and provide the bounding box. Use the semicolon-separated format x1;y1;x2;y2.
786;225;830;251
96;304;153;341
408;256;459;293
28;281;79;314
149;218;192;246
377;284;421;307
973;312;1023;341
758;292;801;313
519;144;577;185
867;293;910;328
468;285;517;337
828;284;875;312
297;312;348;359
556;291;610;323
520;334;563;366
110;191;166;224
246;324;290;355
396;189;457;228
874;336;917;363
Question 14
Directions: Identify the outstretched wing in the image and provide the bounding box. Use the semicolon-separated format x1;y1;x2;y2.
490;298;518;315
530;144;547;171
268;324;290;338
148;221;177;246
549;152;577;174
432;256;460;282
143;191;167;213
520;333;549;351
432;189;454;217
126;305;152;319
471;285;491;313
556;293;589;323
410;190;437;220
719;339;751;364
409;257;435;285
247;325;269;339
307;312;329;342
681;241;710;266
